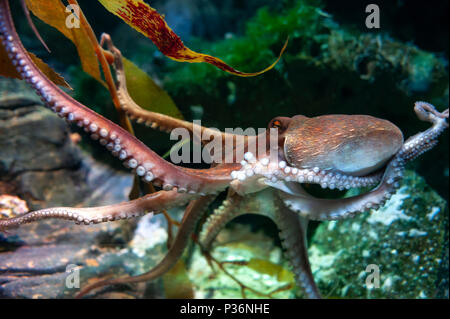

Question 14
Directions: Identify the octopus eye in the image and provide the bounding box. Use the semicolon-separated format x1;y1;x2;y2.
271;120;282;129
269;116;291;132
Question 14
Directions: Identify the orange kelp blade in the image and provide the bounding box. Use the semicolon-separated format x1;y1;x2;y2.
25;0;103;84
98;0;288;77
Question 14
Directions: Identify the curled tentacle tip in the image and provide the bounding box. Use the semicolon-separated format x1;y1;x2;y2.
414;102;449;123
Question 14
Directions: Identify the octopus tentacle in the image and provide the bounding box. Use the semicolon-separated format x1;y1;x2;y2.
230;151;382;195
76;195;216;298
100;33;237;145
198;189;320;298
274;197;321;298
0;190;193;231
198;192;245;251
0;0;232;195
400;101;448;161
280;104;448;221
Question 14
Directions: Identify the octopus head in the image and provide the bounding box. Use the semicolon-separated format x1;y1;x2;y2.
270;114;404;177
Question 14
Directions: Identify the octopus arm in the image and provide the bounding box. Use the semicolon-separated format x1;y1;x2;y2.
75;195;216;298
0;190;193;230
0;0;231;195
199;190;321;298
280;102;448;221
101;33;239;145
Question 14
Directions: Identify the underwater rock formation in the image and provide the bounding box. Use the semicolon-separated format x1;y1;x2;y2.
0;77;138;298
310;171;448;299
0;77;135;209
0;205;177;298
0;77;84;209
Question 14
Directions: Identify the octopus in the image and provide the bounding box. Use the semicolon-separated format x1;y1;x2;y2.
0;0;448;299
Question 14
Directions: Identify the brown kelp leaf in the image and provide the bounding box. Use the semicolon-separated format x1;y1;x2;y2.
123;57;183;119
162;260;195;299
98;0;287;77
25;0;103;83
1;43;70;88
0;42;19;78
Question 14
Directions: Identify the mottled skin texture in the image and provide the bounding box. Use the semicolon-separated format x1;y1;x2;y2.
0;0;448;299
283;115;403;176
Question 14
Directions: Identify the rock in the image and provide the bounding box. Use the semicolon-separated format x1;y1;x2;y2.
73;212;171;299
0;194;28;218
310;170;449;299
0;74;173;299
0;81;80;174
0;77;134;208
0;77;40;108
0;76;142;298
0;77;84;209
0;211;170;298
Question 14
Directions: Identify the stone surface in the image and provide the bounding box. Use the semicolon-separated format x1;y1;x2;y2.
0;76;140;298
310;170;449;299
0;78;83;210
0;208;171;298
